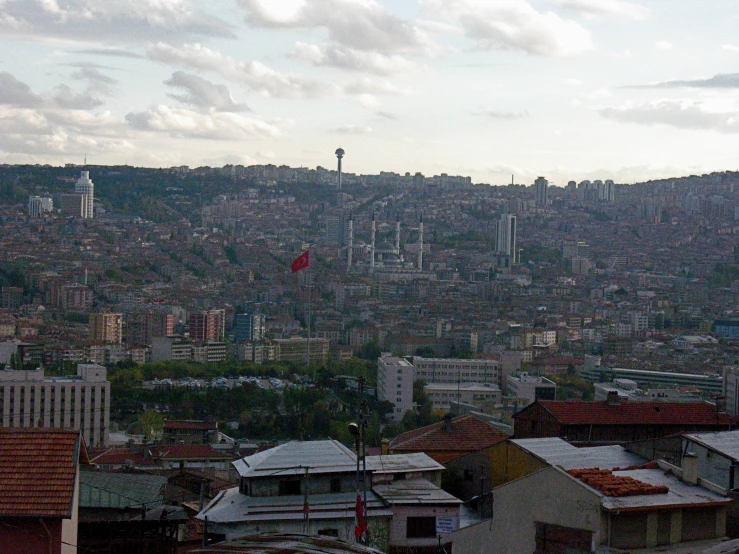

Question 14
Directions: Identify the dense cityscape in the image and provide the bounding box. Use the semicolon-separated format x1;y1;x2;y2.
4;157;739;552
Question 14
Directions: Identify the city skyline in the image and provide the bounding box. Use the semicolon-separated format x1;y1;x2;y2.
1;0;739;184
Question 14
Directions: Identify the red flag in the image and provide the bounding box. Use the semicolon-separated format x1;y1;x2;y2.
354;493;367;539
291;250;310;273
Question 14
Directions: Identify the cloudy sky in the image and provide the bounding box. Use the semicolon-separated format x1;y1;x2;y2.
1;0;738;184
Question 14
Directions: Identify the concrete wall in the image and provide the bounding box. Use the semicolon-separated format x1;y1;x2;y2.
682;437;734;490
387;504;459;551
486;441;548;488
452;466;601;554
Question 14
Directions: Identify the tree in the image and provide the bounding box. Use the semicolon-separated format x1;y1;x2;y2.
135;409;164;441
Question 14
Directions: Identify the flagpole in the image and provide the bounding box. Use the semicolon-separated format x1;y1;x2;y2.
307;270;311;368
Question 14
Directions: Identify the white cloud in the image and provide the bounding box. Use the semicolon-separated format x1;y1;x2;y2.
330;124;372;134
291;42;417;75
599;101;739;133
0;0;233;44
343;77;412;96
420;0;592;57
238;0;434;53
164;71;249;112
473;108;529;119
655;40;673;50
125;105;281;139
724;44;739;53
557;0;649;21
147;42;334;99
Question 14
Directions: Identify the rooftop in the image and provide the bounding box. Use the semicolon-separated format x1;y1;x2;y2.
510;437;646;470
684;429;739;461
372;478;462;505
233;440;358;478
188;534;385;554
0;429;88;518
79;471;167;509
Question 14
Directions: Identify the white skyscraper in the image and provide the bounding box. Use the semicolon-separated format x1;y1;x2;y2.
497;214;517;258
75;171;95;219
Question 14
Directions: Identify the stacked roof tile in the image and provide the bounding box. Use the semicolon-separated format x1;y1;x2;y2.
0;429;87;518
568;468;669;497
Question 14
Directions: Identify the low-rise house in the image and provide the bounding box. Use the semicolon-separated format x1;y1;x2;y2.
163;419;218;445
198;440;461;553
0;429;88;554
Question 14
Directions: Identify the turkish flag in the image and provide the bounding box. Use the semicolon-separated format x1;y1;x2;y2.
291;250;310;273
354;492;367;539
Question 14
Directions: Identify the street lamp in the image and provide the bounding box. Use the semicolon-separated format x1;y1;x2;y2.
349;378;369;543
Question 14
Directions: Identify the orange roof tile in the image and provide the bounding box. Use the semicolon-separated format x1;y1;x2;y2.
390;415;509;463
568;468;668;497
0;429;87;518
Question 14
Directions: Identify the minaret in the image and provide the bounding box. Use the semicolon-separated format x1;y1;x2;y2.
335;148;345;190
75;171;94;219
417;213;424;270
347;212;353;272
370;211;376;272
395;212;401;254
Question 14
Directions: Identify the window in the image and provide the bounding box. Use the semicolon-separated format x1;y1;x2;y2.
279;479;301;495
406;517;436;539
330;477;341;493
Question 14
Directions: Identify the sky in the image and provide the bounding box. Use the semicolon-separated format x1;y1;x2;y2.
1;0;739;185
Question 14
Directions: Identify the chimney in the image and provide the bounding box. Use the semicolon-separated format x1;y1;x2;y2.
444;414;453;432
381;439;390;455
606;391;621;406
682;452;699;485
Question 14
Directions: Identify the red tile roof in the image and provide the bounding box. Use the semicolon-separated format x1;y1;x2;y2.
568;468;668;497
164;420;217;431
89;448;155;467
535;400;732;426
0;429;87;518
149;445;236;460
390;415;510;463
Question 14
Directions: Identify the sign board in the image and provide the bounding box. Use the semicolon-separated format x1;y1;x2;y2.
436;517;456;534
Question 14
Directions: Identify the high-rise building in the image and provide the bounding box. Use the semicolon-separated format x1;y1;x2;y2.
28;196;53;218
75;171;94;219
59;193;88;218
125;311;174;346
234;312;266;342
325;211;346;246
496;214;517;258
377;354;415;421
88;312;123;344
189;309;225;342
0;364;110;447
534;176;548;206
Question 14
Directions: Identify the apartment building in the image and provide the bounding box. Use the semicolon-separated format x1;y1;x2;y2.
189;309;225;342
424;382;501;411
0;364;110;447
125;311;174;346
412;357;501;387
88;312;123;344
378;354;415;421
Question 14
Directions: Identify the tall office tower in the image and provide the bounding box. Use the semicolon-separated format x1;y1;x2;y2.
75;171;95;219
335;148;344;190
497;214;517;259
417;213;424;269
0;364;110;447
125;311;174;346
234;312;266;342
534;176;548;206
60;193;88;218
347;212;353;272
28;196;42;218
325;211;345;246
88;312;123;344
370;212;376;272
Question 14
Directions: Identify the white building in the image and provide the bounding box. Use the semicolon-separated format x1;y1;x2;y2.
496;214;517;259
0;364;110;447
28;195;53;218
424;382;501;411
506;372;556;405
378;354;416;421
413;357;501;387
594;378;702;403
74;171;95;219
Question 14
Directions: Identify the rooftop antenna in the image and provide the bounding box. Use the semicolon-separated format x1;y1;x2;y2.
511;174;514;186
84;153;87;166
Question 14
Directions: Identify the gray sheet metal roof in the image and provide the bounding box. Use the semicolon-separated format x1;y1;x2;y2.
189;534;386;554
599;469;732;512
684;430;739;461
79;471;167;509
233;440;358;478
510;437;646;470
198;487;392;523
365;452;444;474
372;478;462;505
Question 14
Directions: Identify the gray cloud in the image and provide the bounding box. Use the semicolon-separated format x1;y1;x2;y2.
164;71;249;112
330;124;373;134
599;101;739;133
632;73;739;89
0;0;234;44
74;48;145;59
0;72;42;106
376;111;398;120
52;84;104;110
291;42;416;75
238;0;433;53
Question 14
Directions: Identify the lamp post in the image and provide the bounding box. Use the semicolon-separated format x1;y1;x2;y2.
349;376;369;543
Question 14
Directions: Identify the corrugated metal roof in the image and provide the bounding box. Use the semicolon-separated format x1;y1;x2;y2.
233;440;358;478
372;478;462;505
79;471;167;509
366;452;444;474
684;429;739;461
510;437;646;470
189;534;385;553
